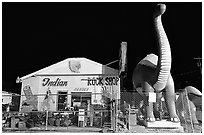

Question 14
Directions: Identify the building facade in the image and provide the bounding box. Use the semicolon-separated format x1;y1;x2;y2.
17;58;120;112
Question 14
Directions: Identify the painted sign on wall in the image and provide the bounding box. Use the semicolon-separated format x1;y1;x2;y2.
81;76;119;86
21;85;38;111
42;78;68;87
74;88;89;92
81;76;120;99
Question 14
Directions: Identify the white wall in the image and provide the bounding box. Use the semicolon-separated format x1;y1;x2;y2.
2;92;12;104
20;75;120;111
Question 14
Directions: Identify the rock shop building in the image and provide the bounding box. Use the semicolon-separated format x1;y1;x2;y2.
17;58;120;112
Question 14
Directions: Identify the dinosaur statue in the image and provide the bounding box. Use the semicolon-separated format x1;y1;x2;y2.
132;4;179;122
176;86;202;124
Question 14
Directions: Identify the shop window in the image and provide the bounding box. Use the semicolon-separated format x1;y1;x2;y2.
71;92;91;108
57;91;67;111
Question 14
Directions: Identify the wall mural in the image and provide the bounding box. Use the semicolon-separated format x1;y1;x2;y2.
40;88;55;111
21;85;38;111
69;60;81;73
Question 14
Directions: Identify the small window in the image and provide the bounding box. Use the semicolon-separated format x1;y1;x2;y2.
57;91;68;111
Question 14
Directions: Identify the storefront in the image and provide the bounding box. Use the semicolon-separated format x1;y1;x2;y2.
17;58;120;112
2;91;20;112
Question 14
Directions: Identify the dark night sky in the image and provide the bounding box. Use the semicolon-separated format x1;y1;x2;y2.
2;2;202;94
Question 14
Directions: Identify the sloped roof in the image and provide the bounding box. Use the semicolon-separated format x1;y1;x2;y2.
2;91;20;96
18;57;119;82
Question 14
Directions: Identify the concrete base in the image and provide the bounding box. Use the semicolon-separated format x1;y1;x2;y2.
129;125;147;133
146;120;182;129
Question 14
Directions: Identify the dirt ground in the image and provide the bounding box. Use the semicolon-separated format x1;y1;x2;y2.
181;123;202;133
2;123;202;133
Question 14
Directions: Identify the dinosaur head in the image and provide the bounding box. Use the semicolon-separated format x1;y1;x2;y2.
154;4;166;18
185;86;202;97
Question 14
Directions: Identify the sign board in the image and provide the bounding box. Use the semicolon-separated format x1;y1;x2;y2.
149;92;156;102
78;116;84;121
79;109;85;115
73;102;81;107
119;42;127;76
23;85;33;99
81;76;120;99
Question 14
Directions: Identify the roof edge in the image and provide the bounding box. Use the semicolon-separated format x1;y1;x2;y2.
18;57;119;82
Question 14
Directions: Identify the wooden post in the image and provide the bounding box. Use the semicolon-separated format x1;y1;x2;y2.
184;88;194;133
127;104;130;130
45;110;48;130
194;57;202;75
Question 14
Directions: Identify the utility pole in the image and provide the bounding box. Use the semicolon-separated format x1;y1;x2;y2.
194;57;202;74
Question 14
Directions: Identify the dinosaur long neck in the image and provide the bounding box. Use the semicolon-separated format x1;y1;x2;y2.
153;12;172;91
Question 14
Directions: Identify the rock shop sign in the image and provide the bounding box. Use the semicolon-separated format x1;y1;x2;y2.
81;76;120;99
42;78;68;87
81;76;119;86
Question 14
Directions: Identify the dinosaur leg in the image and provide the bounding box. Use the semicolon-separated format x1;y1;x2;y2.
164;75;180;122
142;82;155;122
154;92;163;120
189;100;199;124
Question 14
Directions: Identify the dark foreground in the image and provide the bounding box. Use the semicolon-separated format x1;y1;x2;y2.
2;126;102;133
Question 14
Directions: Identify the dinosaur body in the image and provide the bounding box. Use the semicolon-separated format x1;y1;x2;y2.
176;86;202;124
132;4;179;122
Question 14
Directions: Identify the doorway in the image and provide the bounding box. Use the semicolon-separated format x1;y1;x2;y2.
57;91;68;111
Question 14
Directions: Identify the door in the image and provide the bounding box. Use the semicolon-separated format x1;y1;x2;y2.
57;91;68;111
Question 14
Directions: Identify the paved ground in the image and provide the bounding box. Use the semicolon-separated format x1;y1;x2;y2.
2;126;102;133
